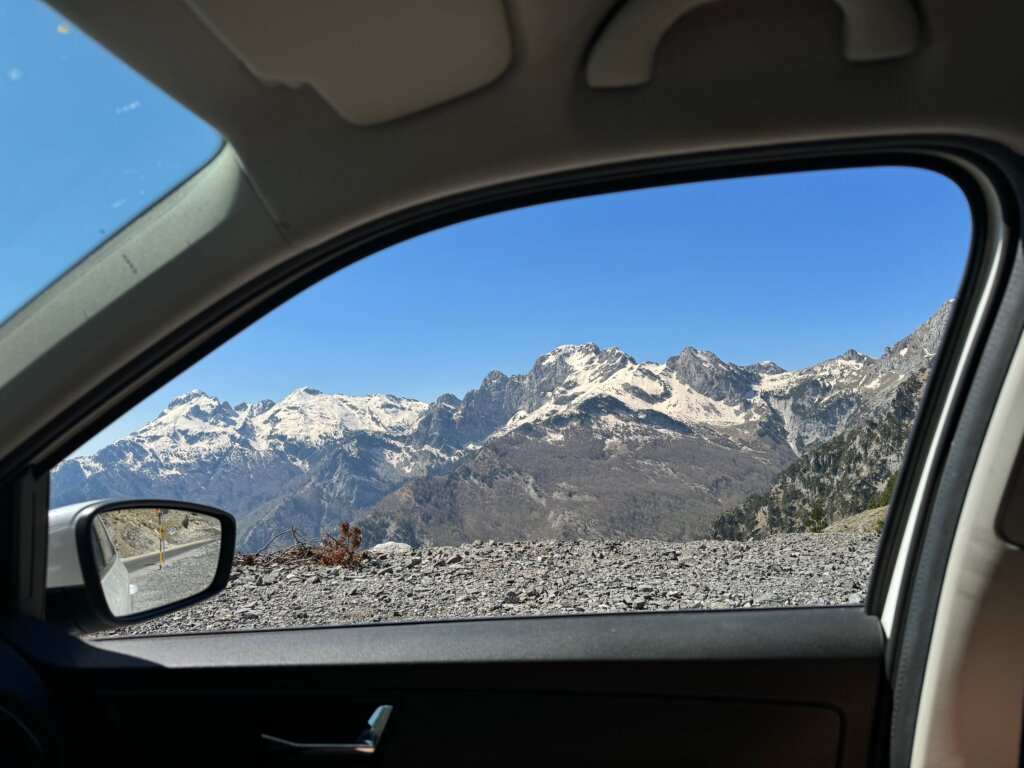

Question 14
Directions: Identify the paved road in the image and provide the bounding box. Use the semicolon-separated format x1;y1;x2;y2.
129;540;220;613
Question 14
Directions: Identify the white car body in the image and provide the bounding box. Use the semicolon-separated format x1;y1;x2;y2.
46;501;135;617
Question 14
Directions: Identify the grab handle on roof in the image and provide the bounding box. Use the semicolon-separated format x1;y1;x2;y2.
585;0;920;89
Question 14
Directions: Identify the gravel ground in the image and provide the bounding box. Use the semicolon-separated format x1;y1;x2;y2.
127;540;221;613
92;532;880;638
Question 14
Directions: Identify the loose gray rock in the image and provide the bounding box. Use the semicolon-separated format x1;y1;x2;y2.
370;541;413;556
92;532;880;638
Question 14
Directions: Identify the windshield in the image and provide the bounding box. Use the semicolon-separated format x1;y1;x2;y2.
0;0;222;323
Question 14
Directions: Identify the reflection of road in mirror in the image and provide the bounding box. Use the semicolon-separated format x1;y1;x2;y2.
93;508;221;617
125;539;220;613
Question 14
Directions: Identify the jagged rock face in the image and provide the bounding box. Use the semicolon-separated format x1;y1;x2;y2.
711;371;929;540
51;304;952;549
877;299;953;376
358;399;789;548
410;393;463;453
414;343;639;449
665;348;759;405
745;361;787;376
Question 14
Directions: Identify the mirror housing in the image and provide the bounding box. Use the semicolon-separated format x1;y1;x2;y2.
46;499;235;634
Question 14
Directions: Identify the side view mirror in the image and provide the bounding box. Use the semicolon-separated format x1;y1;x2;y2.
46;500;235;634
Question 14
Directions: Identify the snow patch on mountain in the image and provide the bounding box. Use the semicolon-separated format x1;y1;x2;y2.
131;390;250;464
256;388;427;449
498;358;747;436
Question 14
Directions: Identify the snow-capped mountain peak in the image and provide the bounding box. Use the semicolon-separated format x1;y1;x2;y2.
532;343;635;382
145;391;237;433
166;389;215;408
52;303;953;550
256;389;428;447
665;347;758;405
744;361;786;376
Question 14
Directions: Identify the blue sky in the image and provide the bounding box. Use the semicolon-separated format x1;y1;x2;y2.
0;3;973;459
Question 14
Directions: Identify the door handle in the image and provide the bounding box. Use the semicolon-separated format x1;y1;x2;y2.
261;704;393;758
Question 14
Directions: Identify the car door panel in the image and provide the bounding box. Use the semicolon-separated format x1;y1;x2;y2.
2;607;883;766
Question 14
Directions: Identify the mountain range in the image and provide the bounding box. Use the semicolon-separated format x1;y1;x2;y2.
50;301;952;549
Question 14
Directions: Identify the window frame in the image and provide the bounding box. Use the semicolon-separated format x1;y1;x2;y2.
1;137;1017;638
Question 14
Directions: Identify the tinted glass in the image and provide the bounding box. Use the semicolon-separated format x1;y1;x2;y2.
0;0;222;323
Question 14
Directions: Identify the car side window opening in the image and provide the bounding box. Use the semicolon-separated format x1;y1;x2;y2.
52;166;972;635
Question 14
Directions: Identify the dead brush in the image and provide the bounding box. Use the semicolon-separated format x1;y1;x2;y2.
316;522;367;568
236;523;367;569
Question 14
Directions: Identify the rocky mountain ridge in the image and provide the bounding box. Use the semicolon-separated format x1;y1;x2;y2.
711;370;926;540
51;301;953;548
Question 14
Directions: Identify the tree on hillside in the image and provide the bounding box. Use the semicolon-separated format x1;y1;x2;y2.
868;471;898;509
802;506;827;533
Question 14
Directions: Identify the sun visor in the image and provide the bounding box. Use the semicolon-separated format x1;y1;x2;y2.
188;0;512;125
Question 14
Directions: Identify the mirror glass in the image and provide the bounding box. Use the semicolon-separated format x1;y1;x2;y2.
90;507;221;617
